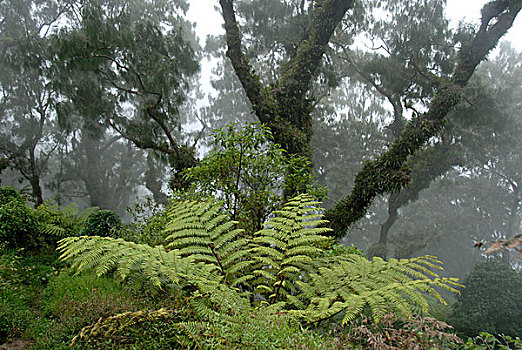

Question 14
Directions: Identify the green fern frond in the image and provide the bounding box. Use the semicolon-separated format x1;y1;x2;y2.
164;200;254;287
292;254;463;324
57;236;198;289
251;194;331;304
40;224;67;237
60;191;466;342
39;202;99;238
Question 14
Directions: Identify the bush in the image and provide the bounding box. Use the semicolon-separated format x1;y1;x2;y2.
183;123;326;235
459;332;522;350
333;313;463;349
0;187;39;249
80;210;122;237
450;259;522;338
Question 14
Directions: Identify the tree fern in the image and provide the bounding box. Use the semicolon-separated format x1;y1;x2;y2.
251;194;332;303
39;201;98;238
164;200;254;287
57;193;465;341
57;236;200;289
290;254;462;324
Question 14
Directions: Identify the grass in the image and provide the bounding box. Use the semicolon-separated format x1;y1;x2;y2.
0;246;150;349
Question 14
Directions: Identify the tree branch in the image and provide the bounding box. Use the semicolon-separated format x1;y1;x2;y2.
335;44;404;135
107;118;173;155
276;0;354;109
325;0;522;235
218;0;268;117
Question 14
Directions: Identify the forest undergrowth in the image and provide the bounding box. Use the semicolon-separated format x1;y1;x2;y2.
1;131;521;349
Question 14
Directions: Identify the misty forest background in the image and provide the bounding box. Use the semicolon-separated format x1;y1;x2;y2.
0;0;521;349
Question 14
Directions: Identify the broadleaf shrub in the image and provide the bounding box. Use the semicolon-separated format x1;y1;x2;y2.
80;210;122;237
450;259;522;338
0;187;39;249
183;123;326;235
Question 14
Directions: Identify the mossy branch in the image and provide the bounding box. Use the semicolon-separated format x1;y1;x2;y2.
325;0;522;235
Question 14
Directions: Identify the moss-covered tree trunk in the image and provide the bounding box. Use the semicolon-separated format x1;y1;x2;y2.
324;1;522;235
220;0;521;234
219;0;354;158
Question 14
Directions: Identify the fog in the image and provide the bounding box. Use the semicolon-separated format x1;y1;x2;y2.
1;0;521;346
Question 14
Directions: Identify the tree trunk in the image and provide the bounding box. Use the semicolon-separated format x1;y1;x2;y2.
26;144;44;207
379;194;399;247
28;169;44;207
81;129;110;209
219;0;354;159
503;183;520;262
145;152;169;205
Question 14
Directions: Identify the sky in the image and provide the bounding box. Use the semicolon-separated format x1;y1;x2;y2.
186;0;522;51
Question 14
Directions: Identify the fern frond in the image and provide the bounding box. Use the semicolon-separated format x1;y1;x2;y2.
251;194;331;304
39;202;99;238
292;254;463;324
40;224;67;237
57;236;198;289
164;200;254;287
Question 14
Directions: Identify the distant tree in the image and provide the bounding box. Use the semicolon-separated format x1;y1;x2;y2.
66;129;145;214
0;0;162;212
461;43;522;262
0;0;72;205
52;0;201;195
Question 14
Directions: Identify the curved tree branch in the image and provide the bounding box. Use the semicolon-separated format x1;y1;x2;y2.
325;0;522;235
219;0;268;115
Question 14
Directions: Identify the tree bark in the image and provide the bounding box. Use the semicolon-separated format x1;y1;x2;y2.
144;152;169;205
379;194;399;246
503;182;520;262
28;147;44;207
219;0;354;158
325;0;522;236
